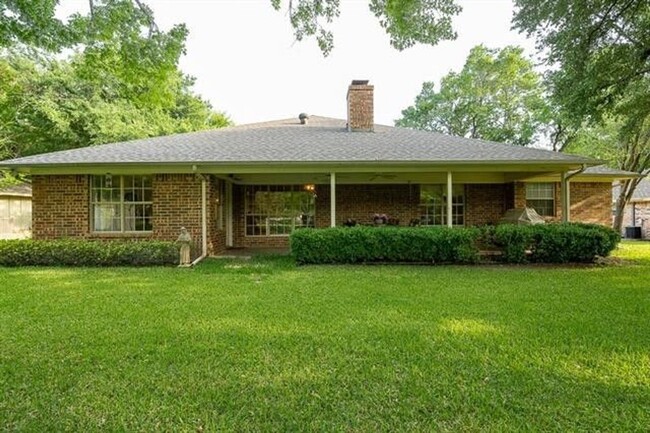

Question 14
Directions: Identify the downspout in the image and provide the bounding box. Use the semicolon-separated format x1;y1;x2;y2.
561;164;587;223
191;175;208;266
565;164;588;181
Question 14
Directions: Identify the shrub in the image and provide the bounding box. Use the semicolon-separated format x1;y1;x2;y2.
493;223;620;264
493;224;534;264
0;239;178;267
290;226;481;265
292;223;620;266
529;223;620;263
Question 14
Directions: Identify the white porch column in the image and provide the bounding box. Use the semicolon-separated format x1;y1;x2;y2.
330;172;336;227
447;171;453;228
225;181;234;247
561;172;570;222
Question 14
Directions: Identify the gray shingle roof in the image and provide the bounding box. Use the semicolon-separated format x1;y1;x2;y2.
614;171;650;201
0;116;598;167
582;165;641;177
634;178;650;200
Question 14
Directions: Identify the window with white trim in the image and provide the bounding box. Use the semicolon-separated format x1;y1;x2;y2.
245;185;315;236
420;184;465;226
526;182;555;216
91;175;153;232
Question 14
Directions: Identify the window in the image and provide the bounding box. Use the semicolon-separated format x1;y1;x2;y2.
245;185;315;236
526;183;555;216
420;184;465;226
91;175;152;232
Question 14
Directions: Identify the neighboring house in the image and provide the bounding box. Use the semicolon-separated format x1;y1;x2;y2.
615;175;650;239
0;80;637;255
0;182;32;239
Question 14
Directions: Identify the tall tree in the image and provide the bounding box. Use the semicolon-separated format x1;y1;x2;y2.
270;0;462;55
512;0;650;124
396;45;548;146
0;0;231;161
513;0;650;228
0;54;230;160
565;116;649;232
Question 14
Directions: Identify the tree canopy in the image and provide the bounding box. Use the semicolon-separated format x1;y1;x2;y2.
396;45;547;146
0;0;230;161
0;54;230;161
512;0;650;125
271;0;462;55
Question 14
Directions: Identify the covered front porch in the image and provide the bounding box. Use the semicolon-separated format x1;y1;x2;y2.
213;163;591;252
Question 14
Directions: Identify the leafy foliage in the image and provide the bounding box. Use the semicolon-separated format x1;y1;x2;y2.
0;0;75;50
512;0;650;125
291;226;480;264
0;1;231;161
0;54;230;160
565;116;650;231
511;2;650;231
292;224;620;265
0;239;178;266
271;0;461;55
492;223;620;264
396;45;548;146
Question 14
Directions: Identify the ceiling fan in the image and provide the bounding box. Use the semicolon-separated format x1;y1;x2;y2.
368;173;398;181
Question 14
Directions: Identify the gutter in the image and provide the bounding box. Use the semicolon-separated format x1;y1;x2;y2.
565;164;588;181
190;175;208;266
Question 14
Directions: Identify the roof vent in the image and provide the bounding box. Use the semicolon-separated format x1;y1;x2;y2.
299;113;309;125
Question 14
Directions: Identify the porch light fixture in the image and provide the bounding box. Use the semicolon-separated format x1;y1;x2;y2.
105;173;112;188
304;184;316;193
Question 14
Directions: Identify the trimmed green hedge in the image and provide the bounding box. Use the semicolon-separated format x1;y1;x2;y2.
290;226;481;264
0;239;178;267
291;223;620;265
493;223;620;264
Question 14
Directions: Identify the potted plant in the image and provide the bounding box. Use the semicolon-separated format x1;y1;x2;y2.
373;213;388;225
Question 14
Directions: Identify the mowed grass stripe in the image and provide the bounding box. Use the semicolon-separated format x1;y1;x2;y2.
0;243;649;431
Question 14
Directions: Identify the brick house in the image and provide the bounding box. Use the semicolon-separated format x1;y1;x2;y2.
0;80;636;257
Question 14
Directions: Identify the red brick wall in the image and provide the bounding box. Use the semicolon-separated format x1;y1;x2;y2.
315;184;421;227
31;176;615;250
152;174;202;246
465;184;506;226
347;83;374;131
32;174;226;255
513;181;611;225
563;182;612;225
32;175;90;238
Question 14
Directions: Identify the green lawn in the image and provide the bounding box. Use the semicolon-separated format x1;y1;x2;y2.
1;242;649;432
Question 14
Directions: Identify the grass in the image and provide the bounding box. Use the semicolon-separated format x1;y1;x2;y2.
1;242;649;432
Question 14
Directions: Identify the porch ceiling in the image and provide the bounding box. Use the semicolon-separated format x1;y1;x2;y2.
221;171;563;185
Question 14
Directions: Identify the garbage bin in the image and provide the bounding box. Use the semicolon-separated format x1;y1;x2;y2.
625;226;642;239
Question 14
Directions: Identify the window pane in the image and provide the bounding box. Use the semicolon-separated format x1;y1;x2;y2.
526;183;554;199
420;184;464;226
91;175;152;232
93;204;121;232
245;185;315;236
527;199;554;216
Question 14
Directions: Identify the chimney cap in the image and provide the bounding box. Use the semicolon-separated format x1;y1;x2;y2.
351;80;370;86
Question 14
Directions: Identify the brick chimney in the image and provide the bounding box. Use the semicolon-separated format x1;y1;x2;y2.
347;80;374;132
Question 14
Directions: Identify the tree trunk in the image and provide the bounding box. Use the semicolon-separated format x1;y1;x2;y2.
613;177;644;233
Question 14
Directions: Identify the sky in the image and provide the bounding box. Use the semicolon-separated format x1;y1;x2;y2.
57;0;536;126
